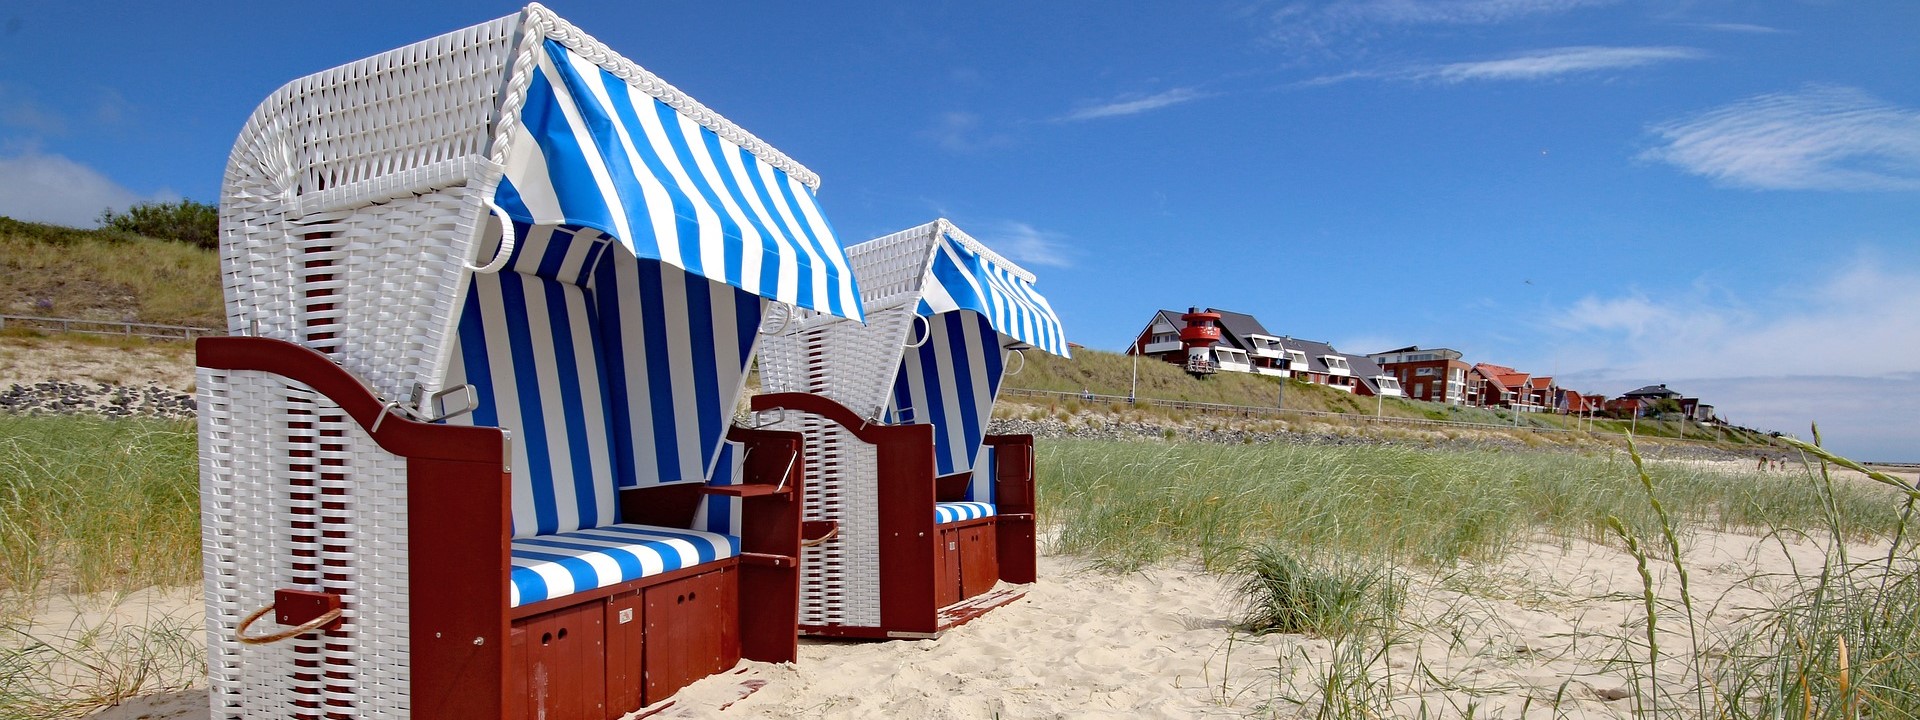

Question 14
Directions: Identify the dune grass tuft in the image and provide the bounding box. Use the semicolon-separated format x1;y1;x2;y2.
1234;544;1404;640
0;415;200;599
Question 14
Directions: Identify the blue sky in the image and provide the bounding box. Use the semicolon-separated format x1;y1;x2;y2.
2;1;1917;459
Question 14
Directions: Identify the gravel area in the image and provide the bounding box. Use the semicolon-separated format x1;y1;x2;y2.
1;380;196;421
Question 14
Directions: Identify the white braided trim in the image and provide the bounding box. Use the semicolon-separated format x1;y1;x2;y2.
507;4;823;190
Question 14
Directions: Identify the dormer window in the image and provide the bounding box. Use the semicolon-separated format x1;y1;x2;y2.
1321;355;1351;374
1285;350;1307;368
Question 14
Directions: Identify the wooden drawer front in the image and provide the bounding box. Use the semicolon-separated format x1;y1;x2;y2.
516;601;606;720
643;566;741;705
959;522;999;599
936;526;963;608
605;590;645;717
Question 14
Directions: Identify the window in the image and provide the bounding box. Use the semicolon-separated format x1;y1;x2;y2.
1448;368;1464;382
1415;367;1436;377
1286;350;1307;368
1414;384;1426;398
1322;355;1350;371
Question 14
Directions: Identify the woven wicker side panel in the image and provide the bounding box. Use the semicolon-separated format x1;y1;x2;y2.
200;368;410;719
843;223;936;306
219;186;486;405
782;415;880;628
759;306;916;419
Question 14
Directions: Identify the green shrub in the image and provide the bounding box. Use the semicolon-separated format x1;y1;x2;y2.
97;200;217;250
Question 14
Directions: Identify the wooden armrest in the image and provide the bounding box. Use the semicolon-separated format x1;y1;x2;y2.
738;552;795;568
699;484;790;498
997;513;1035;521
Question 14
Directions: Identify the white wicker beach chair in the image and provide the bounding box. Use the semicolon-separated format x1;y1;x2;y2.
198;6;863;718
756;218;1068;638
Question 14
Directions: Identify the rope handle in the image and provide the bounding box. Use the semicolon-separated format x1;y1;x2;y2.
800;522;840;548
465;199;517;274
236;603;343;645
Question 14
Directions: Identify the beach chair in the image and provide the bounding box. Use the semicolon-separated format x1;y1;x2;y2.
755;219;1068;638
196;6;864;718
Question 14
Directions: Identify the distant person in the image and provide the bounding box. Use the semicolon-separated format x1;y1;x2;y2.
1758;456;1767;471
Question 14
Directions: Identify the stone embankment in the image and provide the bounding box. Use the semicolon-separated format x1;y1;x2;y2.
988;416;1767;462
1;381;196;421
0;379;1762;463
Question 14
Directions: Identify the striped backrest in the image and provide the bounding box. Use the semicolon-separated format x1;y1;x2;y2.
447;225;764;538
591;250;764;490
967;445;996;504
447;268;620;538
884;311;1006;476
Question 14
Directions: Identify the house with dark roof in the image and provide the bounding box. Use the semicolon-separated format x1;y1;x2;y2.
1126;307;1401;396
1610;384;1719;422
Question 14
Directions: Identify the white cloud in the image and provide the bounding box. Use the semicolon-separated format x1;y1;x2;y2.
921;111;1011;153
1267;0;1617;50
1300;46;1702;86
1425;46;1703;82
1058;88;1208;122
1528;258;1920;458
1643;85;1920;191
985;221;1073;268
0;152;169;226
0;83;66;137
1684;22;1783;34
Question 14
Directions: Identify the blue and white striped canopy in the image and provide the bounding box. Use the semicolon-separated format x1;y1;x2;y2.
496;38;863;322
917;233;1069;357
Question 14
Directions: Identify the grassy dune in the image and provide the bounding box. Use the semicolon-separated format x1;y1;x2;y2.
1008;347;1775;446
0;217;222;327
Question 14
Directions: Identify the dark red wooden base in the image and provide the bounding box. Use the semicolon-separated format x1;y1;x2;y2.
752;393;1041;642
509;563;742;720
199;336;806;720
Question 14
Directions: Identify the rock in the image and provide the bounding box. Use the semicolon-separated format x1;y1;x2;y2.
1595;686;1631;701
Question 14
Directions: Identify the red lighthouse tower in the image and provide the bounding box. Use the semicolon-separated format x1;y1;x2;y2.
1178;307;1221;375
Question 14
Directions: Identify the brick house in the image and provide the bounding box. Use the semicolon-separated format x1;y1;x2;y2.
1367;346;1470;405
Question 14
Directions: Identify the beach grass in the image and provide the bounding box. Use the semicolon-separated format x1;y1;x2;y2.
1039;438;1900;573
0;612;203;718
0;415;200;601
1042;434;1917;717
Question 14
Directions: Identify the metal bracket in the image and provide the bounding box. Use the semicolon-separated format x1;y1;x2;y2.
423;384;479;423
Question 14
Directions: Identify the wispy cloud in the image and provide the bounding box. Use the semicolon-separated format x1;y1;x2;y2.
0;83;66;137
1266;0;1617;51
0;151;172;226
1683;22;1783;34
986;221;1074;268
1301;45;1702;86
1643;85;1920;191
1058;87;1208;122
920;111;1011;153
1426;45;1703;82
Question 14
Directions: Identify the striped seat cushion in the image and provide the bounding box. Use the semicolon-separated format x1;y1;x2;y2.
509;524;740;607
935;501;995;525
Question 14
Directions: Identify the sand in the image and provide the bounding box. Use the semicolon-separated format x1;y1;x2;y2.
0;336;196;391
58;525;1882;720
